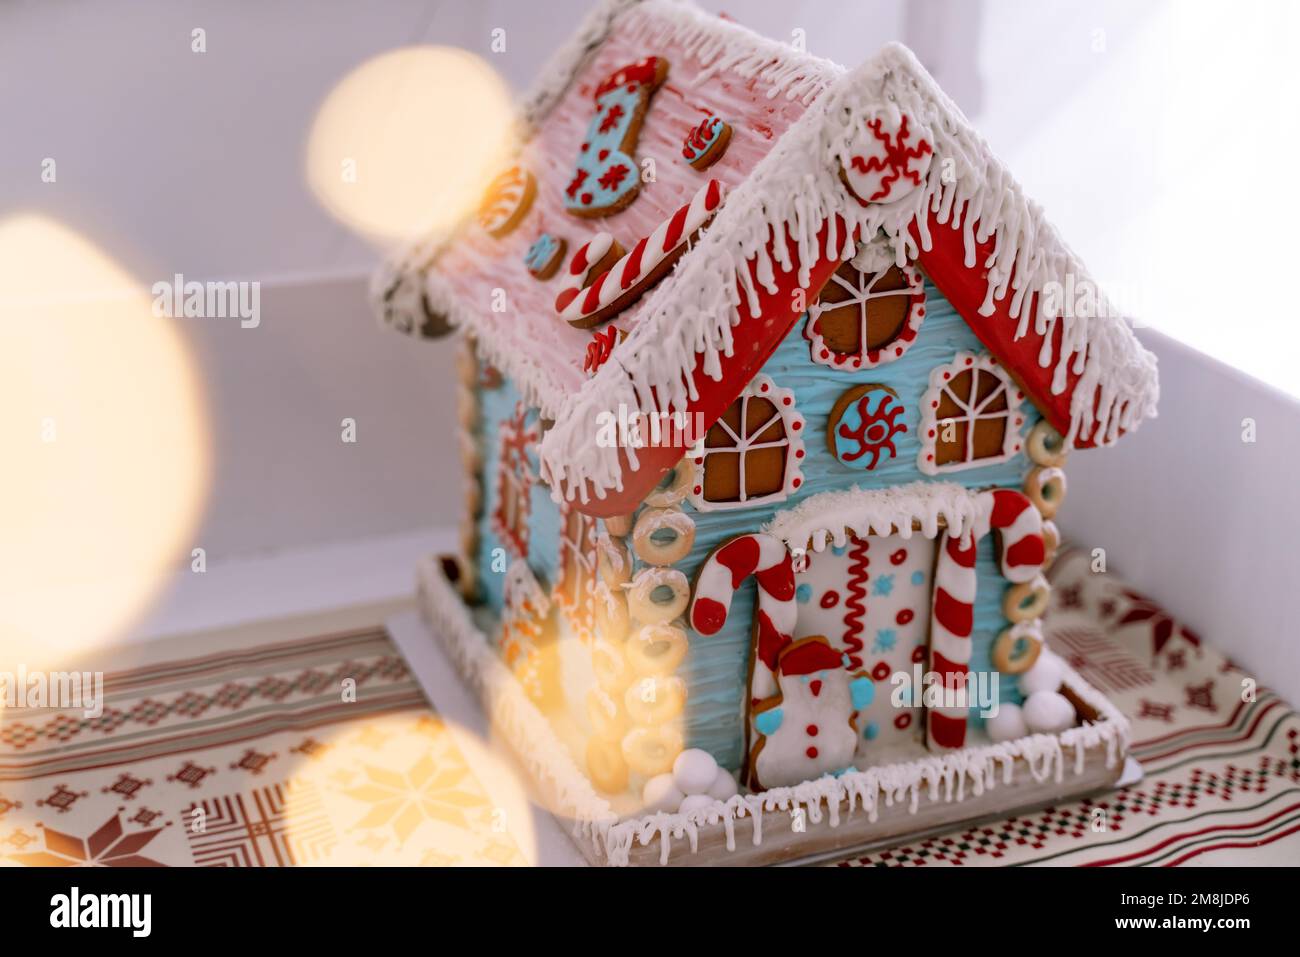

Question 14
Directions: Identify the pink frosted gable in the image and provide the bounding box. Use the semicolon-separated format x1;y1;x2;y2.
434;4;832;406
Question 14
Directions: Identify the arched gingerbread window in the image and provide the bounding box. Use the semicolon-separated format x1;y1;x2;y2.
804;257;925;370
492;403;537;559
919;352;1027;474
555;503;597;641
689;375;805;511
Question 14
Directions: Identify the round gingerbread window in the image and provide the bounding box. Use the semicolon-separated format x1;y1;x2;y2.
804;260;926;370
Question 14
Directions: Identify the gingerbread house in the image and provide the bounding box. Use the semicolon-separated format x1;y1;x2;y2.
374;0;1159;865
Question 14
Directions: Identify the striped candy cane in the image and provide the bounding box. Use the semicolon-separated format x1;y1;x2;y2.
987;488;1045;582
927;531;979;749
555;179;724;328
926;488;1047;750
690;533;795;701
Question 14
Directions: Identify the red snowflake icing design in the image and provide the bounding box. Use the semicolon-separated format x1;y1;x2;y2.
847;115;933;203
597;163;631;191
564;168;588;200
598;103;625;135
835;390;907;470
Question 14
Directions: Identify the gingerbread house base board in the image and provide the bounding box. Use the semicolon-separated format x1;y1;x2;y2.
413;555;1131;867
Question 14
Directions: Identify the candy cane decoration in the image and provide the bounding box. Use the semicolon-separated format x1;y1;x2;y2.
690;533;795;701
987;488;1045;582
927;530;978;750
926;488;1047;751
555;179;724;329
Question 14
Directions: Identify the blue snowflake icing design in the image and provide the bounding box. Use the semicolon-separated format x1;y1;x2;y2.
871;574;895;597
872;628;898;653
796;583;813;603
524;234;559;273
911;570;925;586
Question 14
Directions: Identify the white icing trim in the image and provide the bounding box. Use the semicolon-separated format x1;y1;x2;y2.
418;552;1127;866
375;0;1158;505
687;374;806;512
917;351;1027;475
764;480;990;553
539;38;1158;503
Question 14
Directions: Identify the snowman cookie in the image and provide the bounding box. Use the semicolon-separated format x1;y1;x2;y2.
747;636;873;791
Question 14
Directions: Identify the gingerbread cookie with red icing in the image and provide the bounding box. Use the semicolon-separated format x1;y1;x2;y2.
478;165;536;238
564;57;668;218
555;179;724;329
681;115;732;171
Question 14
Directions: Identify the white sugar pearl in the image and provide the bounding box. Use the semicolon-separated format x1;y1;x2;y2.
672;748;719;794
985;703;1029;743
678;793;716;817
706;767;739;801
1018;652;1065;697
1023;690;1075;734
642;773;684;814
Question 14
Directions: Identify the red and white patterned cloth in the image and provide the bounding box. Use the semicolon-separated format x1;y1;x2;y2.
5;561;1295;868
832;549;1300;866
0;627;529;867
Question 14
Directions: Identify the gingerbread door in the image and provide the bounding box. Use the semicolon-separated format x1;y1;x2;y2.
792;533;933;754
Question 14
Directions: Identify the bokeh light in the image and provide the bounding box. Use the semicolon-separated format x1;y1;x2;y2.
0;214;210;669
283;713;537;866
306;46;514;243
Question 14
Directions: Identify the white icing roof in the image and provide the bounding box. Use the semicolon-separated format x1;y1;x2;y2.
374;0;1160;506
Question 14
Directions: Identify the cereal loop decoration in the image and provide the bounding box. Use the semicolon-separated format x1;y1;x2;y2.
1025;466;1067;519
564;57;668;218
643;458;694;508
1026;420;1067;467
596;535;632;590
992;623;1043;675
1003;576;1051;623
827;383;907;470
627;568;691;625
1040;520;1061;568
593;581;630;643
624;675;686;725
477;165;536;238
625;623;689;676
621;724;684;777
631;507;695;566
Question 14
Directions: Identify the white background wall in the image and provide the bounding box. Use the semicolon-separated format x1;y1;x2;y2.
5;1;1296;694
